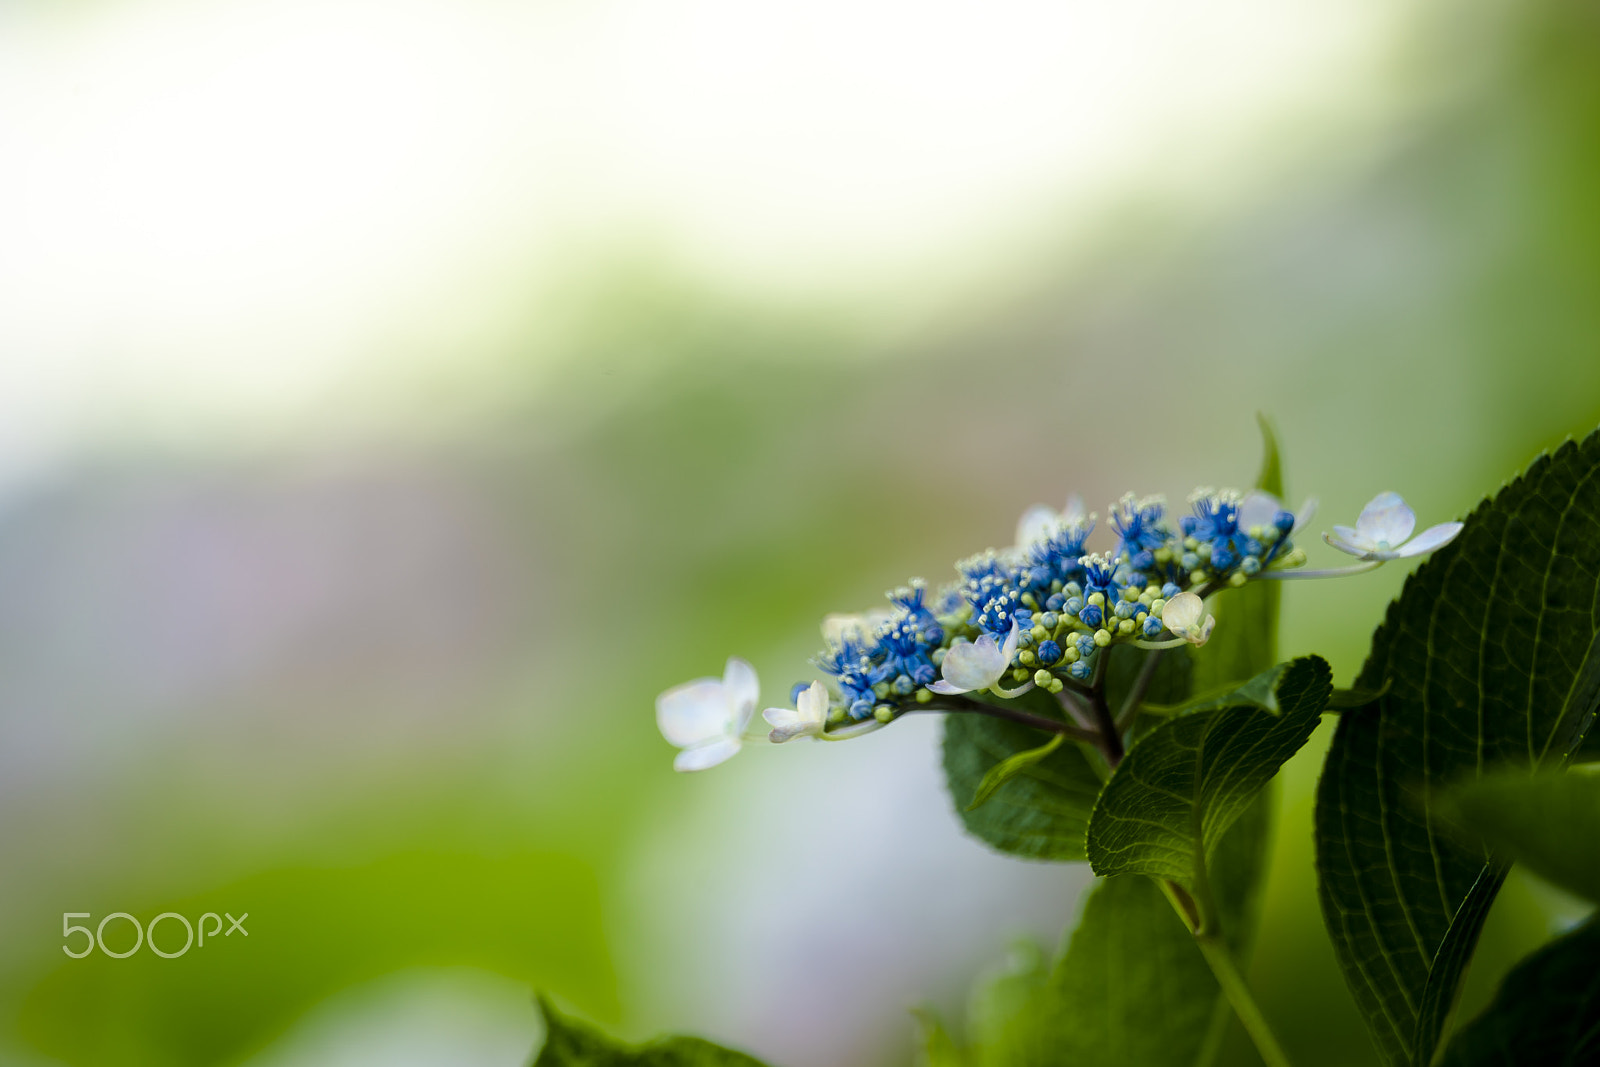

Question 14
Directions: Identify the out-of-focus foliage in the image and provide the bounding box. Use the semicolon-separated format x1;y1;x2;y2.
534;997;768;1067
1438;771;1600;905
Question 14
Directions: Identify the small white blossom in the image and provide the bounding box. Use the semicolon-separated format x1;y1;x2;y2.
1237;490;1317;538
763;680;829;743
656;657;759;772
1325;492;1463;561
1161;591;1216;646
1014;494;1087;548
929;620;1022;695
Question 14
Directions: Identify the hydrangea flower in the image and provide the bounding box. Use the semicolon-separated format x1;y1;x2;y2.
1111;494;1170;572
1160;591;1215;646
656;657;759;771
929;620;1027;696
764;680;828;743
666;473;1422;760
1237;490;1315;538
1325;492;1462;561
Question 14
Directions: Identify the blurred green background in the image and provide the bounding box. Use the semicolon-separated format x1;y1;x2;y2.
1;0;1598;1064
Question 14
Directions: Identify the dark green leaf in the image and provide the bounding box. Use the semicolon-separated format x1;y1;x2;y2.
942;711;1104;861
1573;728;1600;764
1086;657;1332;896
1436;770;1600;904
1315;430;1600;1067
1139;659;1303;720
533;996;769;1067
967;734;1066;811
1436;917;1600;1067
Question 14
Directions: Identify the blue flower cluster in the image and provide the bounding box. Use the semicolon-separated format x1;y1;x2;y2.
817;582;946;722
1179;489;1299;580
805;491;1309;721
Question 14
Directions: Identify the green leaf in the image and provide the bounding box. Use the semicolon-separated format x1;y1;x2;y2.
533;996;769;1067
1018;876;1224;1066
967;734;1067;811
1086;657;1332;897
1139;659;1304;720
1436;770;1600;904
1573;729;1600;763
947;807;1271;1067
912;1007;970;1067
942;711;1104;861
1254;412;1284;499
1049;876;1218;1064
1326;682;1390;711
1435;917;1600;1067
1314;430;1600;1067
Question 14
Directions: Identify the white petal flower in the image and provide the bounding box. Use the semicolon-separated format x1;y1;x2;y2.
656;657;760;772
928;620;1022;695
1014;494;1087;547
1324;492;1463;561
763;680;830;743
1161;591;1216;646
1237;491;1317;538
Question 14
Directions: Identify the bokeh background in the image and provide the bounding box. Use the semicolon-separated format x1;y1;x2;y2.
2;0;1599;1064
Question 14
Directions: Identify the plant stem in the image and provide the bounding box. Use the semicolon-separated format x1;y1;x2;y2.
1192;933;1293;1067
1115;648;1165;732
917;697;1099;744
1159;878;1292;1067
1086;680;1124;765
1252;560;1382;580
1056;686;1098;732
